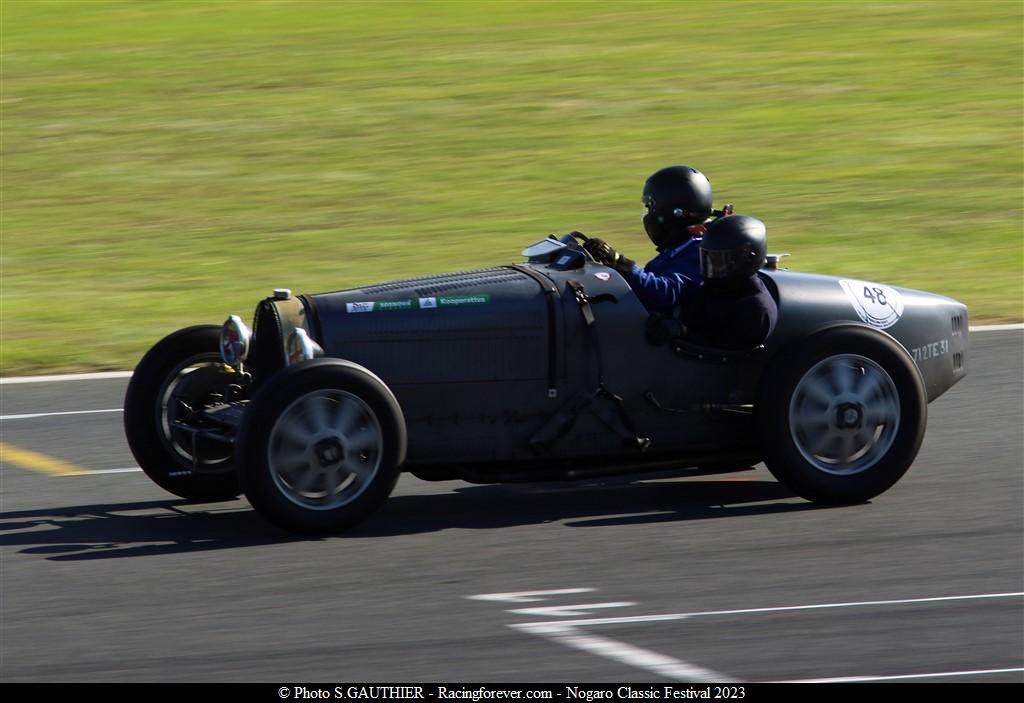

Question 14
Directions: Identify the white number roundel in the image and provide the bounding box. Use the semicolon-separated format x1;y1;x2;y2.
839;279;904;329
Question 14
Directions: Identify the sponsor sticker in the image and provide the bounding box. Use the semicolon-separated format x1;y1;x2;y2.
594;272;611;281
347;295;489;312
345;299;414;313
839;279;904;329
437;294;491;307
375;299;414;311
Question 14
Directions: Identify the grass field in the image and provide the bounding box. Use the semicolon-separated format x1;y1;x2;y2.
1;0;1021;374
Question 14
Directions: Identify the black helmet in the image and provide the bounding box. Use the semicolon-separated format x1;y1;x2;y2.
642;165;713;249
700;215;767;285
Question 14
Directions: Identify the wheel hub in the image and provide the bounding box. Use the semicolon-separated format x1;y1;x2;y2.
314;438;345;468
835;403;863;429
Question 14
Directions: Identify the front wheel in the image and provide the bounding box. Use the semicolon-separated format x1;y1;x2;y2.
124;325;242;501
236;359;407;534
757;326;927;504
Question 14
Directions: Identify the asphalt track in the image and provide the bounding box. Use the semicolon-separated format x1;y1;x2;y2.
1;330;1022;683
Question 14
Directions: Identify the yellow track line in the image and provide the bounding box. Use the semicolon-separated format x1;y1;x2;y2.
0;441;89;476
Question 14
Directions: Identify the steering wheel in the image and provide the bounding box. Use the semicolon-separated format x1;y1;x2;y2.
560;231;596;260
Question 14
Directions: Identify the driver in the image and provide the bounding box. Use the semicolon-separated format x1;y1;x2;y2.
673;214;777;348
580;165;714;315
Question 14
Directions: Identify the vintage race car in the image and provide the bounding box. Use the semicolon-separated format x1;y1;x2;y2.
124;235;968;533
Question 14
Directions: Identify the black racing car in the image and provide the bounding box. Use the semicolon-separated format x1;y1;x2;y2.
124;235;968;533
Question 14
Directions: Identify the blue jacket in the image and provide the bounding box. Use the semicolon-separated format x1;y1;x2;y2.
622;238;702;315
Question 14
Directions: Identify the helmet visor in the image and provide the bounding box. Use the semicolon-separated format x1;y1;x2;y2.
643;211;669;248
701;248;747;280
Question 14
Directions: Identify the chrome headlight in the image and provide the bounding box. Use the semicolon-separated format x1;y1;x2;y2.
220;314;252;368
287;328;324;365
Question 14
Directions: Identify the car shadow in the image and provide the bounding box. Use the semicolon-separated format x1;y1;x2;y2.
0;498;299;561
0;473;848;560
351;475;834;537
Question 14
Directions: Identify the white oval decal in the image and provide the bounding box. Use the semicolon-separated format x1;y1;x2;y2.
594;272;611;281
839;279;904;329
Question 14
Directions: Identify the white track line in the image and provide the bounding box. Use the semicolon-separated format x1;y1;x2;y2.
515;592;1024;629
70;467;143;475
0;408;122;421
468;588;596;603
511;593;1022;683
510;602;636;618
970;323;1024;332
0;371;133;385
780;667;1024;683
513;622;734;683
1;324;1019;386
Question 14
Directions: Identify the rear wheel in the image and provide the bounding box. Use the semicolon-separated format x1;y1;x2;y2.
757;326;927;503
237;359;406;534
124;325;242;501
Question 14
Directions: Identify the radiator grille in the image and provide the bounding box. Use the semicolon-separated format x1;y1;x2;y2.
359;268;526;297
248;300;285;385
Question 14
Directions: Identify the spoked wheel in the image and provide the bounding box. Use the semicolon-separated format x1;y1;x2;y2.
758;326;927;504
237;359;406;534
124;325;242;501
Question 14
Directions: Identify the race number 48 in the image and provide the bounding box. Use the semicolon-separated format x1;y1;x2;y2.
862;286;887;306
839;279;904;329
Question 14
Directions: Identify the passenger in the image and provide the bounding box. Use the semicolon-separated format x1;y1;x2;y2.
581;165;714;315
672;214;777;349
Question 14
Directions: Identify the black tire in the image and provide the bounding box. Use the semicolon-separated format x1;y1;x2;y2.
124;325;242;501
236;359;407;534
756;326;927;504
